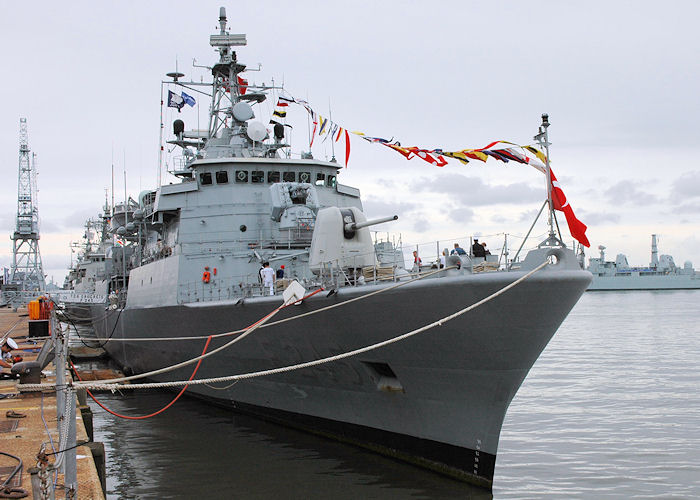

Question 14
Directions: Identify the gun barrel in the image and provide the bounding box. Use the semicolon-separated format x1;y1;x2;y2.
345;215;398;232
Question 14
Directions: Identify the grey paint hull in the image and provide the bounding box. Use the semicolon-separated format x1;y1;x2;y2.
90;268;590;488
588;275;700;290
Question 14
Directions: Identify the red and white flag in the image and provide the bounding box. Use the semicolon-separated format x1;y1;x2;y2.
549;168;590;247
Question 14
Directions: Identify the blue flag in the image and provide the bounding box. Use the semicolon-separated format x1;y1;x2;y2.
181;92;196;107
167;90;185;112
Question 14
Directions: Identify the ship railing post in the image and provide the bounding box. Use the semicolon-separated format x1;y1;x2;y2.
353;255;357;286
53;309;65;469
64;386;78;499
436;240;440;270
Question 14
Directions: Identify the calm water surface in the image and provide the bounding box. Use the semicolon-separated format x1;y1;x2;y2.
88;290;700;499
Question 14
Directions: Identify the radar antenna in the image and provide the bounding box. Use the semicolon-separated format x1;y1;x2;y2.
208;6;248;139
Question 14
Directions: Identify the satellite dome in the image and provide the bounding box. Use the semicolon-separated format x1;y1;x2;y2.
232;102;254;122
246;121;267;142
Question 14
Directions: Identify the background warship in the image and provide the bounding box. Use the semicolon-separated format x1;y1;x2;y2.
587;234;699;290
74;7;592;489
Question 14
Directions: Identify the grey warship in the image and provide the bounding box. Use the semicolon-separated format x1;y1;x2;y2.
587;234;699;290
86;8;591;489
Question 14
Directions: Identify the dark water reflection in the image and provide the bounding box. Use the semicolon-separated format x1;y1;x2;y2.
91;390;490;499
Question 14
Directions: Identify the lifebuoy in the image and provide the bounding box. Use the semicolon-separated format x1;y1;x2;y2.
202;271;211;283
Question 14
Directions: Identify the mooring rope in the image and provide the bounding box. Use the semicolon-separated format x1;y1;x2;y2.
78;261;546;391
19;261;547;393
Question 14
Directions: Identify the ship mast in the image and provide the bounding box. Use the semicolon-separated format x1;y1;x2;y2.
534;113;564;247
208;6;247;140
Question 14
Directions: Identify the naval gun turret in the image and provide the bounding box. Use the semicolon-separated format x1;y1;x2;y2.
309;207;398;273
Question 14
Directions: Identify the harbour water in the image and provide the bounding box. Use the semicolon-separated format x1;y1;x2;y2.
87;290;700;499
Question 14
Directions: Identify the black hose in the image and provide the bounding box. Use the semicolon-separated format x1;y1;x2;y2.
43;441;90;456
51;298;122;350
0;451;22;490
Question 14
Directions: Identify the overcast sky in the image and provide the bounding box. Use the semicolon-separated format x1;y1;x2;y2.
1;0;699;284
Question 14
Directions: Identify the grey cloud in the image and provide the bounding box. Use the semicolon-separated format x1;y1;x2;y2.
604;181;658;205
42;254;71;271
362;198;417;218
448;207;475;224
0;214;13;232
579;211;621;225
376;178;397;189
518;209;540;223
413;218;430;233
671;202;700;214
63;208;102;230
670;172;700;200
38;218;63;233
411;174;541;206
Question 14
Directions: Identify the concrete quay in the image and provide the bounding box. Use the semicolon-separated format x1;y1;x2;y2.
1;307;105;499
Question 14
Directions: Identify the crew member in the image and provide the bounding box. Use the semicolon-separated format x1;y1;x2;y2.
0;338;19;368
260;262;276;296
472;238;486;258
451;243;467;255
412;250;422;272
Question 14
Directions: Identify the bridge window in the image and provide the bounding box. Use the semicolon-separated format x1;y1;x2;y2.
283;172;296;182
251;170;265;183
267;171;280;183
216;170;229;184
299;172;310;183
326;175;336;188
315;173;325;186
199;172;212;185
235;170;248;183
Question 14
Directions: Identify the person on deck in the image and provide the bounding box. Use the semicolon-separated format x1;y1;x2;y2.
412;251;422;272
451;243;467;256
472;238;486;258
0;338;18;369
276;265;285;280
260;262;276;296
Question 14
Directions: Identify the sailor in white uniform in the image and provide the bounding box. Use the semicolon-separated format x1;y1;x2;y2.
1;338;19;369
260;262;276;296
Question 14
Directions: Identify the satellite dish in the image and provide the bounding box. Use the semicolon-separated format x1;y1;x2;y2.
232;101;254;122
247;121;267;142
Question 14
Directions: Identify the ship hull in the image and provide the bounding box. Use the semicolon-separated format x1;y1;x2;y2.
588;275;700;290
90;268;590;489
